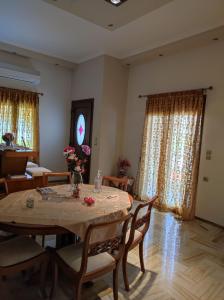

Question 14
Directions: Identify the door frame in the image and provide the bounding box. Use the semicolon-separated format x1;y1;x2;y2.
69;98;94;183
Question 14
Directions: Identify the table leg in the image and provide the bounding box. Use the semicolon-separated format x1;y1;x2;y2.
56;233;80;248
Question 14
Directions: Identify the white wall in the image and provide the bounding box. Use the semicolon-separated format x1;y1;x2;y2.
71;56;105;182
0;52;72;171
99;56;128;175
71;55;128;182
34;61;72;171
123;42;224;226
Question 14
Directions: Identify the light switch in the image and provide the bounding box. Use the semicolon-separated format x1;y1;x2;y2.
206;150;212;160
203;177;209;182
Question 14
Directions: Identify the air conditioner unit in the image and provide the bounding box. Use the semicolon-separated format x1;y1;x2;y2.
0;62;40;85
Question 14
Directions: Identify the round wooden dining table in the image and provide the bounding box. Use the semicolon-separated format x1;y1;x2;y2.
0;184;132;241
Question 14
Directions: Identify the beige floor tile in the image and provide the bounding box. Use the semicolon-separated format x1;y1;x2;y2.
2;209;224;300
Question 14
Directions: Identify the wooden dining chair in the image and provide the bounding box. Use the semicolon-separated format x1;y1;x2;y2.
122;195;158;291
0;178;8;199
102;176;128;191
43;172;72;187
0;178;16;242
50;215;131;300
103;176;133;208
0;236;49;298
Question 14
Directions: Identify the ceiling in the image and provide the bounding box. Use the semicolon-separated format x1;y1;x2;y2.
0;0;224;64
42;0;173;31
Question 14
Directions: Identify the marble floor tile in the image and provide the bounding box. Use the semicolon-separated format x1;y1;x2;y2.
1;209;224;300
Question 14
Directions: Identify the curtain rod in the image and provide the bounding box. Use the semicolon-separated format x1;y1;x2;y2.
0;86;44;96
138;86;213;99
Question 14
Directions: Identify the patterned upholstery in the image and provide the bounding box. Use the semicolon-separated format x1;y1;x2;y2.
0;236;44;267
57;243;115;274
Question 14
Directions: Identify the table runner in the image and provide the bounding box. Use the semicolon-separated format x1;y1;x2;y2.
0;184;131;241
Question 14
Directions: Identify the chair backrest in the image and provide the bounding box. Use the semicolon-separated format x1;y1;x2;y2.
43;172;71;186
0;154;28;177
102;176;128;191
0;178;8;198
79;215;131;275
127;195;158;246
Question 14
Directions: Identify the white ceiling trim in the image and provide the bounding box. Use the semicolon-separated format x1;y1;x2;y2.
0;0;224;63
0;42;77;69
122;25;224;65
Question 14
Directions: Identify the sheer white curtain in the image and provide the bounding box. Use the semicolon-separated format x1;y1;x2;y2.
137;90;205;220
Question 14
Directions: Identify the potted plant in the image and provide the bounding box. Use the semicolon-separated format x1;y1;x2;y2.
117;157;131;177
2;133;14;147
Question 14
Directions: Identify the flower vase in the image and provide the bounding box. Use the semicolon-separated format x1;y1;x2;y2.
5;141;11;147
119;168;127;177
71;171;82;198
72;184;80;198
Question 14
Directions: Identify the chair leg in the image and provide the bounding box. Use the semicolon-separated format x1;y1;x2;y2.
0;279;10;299
113;265;119;300
40;257;49;299
139;240;145;273
122;253;130;291
74;281;82;300
50;262;58;300
42;235;45;248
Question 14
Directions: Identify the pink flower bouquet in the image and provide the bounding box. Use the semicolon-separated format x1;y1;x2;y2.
63;145;91;184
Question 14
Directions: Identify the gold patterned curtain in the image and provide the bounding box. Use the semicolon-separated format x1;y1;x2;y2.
137;90;206;220
0;87;39;150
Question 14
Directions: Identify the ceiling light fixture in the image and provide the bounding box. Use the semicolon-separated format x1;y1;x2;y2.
105;0;128;7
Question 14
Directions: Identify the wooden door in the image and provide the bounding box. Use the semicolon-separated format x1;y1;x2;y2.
70;99;94;183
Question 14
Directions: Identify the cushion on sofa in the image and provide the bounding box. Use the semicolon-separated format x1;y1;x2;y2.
26;167;52;177
27;161;39;168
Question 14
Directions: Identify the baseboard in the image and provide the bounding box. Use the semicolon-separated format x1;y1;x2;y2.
195;216;224;229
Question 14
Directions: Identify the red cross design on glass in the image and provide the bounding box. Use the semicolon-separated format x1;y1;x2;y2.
79;125;83;136
76;114;86;145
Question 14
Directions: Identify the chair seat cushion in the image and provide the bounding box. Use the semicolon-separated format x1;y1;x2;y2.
0;230;14;237
57;243;115;274
27;162;39;168
0;236;44;267
26;167;52;177
126;229;143;244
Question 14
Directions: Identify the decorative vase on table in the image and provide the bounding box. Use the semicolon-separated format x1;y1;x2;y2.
5;141;11;147
71;171;83;198
118;168;127;177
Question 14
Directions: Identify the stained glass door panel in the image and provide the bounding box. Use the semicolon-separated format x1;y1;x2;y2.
76;114;86;145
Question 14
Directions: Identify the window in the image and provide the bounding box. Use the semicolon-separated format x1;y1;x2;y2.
0;87;39;150
137;90;205;220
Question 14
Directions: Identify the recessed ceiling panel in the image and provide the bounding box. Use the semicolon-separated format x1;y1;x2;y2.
43;0;174;30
